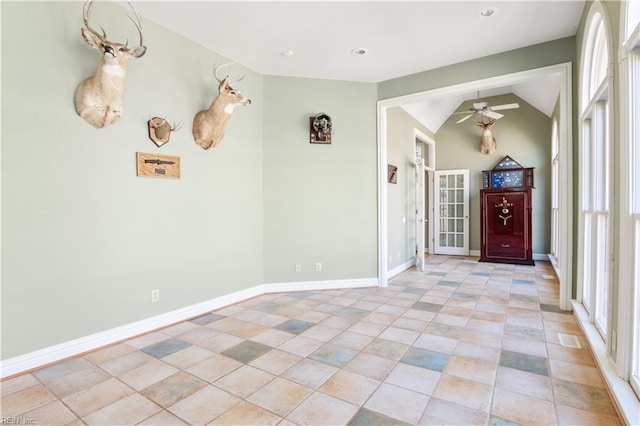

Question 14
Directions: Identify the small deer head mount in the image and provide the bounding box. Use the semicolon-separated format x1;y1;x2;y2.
74;0;146;128
477;117;497;154
148;117;182;147
192;63;251;150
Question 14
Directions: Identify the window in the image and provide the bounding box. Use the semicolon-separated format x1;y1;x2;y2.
621;0;640;399
578;8;611;339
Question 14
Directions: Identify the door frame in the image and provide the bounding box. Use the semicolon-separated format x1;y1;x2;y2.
377;62;573;313
415;129;435;256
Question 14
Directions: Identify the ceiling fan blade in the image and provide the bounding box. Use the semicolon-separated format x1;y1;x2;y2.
491;103;520;111
483;110;504;120
456;114;473;124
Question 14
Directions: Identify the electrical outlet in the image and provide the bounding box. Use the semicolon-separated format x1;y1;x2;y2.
151;289;160;303
316;262;322;272
295;263;302;272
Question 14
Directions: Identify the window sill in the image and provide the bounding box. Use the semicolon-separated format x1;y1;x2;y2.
572;301;640;425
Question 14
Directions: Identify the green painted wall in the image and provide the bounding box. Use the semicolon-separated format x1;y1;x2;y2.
436;94;552;254
386;107;434;269
1;1;264;358
262;76;378;283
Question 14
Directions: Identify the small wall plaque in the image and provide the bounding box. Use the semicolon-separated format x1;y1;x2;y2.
136;152;180;178
388;164;398;184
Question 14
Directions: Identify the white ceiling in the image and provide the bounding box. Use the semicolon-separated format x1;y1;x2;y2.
120;0;585;132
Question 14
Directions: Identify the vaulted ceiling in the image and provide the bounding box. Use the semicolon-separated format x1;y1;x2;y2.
122;0;585;132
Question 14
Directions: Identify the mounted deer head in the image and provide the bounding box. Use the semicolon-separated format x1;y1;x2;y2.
477;117;497;154
148;117;182;147
74;0;146;128
192;63;251;149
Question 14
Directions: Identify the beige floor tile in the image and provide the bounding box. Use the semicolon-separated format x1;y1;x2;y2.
98;351;157;377
83;393;161;425
125;332;170;350
319;370;380;405
547;343;595;366
62;378;134;417
186;354;243;383
364;383;430;424
175;327;219;345
459;329;503;349
385;362;441;395
495;366;553;401
491;387;556;425
168;385;240;425
556;403;622;425
250;328;295;347
549;359;605;388
501;336;547;358
246;377;313;417
363;338;409;360
420;398;489;425
287;391;358;425
347;319;387;336
444;355;497;385
433;374;493;412
198;332;245;352
413;333;459;353
277;335;324;357
161;345;214;370
344;352;397;380
300;324;342;341
22;400;78;425
378;326;419;345
161;321;199;336
454;341;501;363
0;374;39;397
208;400;281;425
282;358;338;389
249;348;302;375
119;360;179;391
214;365;275;398
83;343;136;365
1;384;57;417
330;330;375;351
138;410;188;425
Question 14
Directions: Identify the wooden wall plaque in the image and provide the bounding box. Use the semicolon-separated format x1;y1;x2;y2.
136;152;180;178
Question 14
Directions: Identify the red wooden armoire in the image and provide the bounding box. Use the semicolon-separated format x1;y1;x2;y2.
479;156;535;265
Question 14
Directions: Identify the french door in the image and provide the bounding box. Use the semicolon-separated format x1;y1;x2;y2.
434;169;469;255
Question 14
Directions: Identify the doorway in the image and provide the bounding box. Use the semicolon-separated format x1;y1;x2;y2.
377;63;573;311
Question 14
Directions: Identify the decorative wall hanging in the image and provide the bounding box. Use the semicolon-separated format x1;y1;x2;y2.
388;164;398;184
74;0;147;128
192;63;251;149
310;113;332;144
136;152;180;178
147;117;182;147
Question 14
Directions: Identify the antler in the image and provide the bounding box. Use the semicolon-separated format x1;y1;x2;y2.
83;0;106;40
125;2;144;51
213;63;245;85
82;1;143;48
477;117;497;128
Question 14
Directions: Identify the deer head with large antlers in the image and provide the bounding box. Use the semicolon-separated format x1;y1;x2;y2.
74;0;146;128
192;63;251;149
477;117;497;154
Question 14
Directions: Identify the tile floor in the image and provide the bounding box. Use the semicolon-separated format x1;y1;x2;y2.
1;256;622;425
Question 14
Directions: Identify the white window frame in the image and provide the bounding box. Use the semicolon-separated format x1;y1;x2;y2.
619;0;640;400
550;118;560;265
577;4;613;341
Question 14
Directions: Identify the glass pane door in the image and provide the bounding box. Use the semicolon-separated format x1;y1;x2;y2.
434;169;469;255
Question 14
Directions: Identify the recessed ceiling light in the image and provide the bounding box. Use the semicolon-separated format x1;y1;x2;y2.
478;7;497;18
281;49;294;57
351;48;368;56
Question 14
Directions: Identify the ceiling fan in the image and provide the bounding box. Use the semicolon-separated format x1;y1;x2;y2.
452;92;519;124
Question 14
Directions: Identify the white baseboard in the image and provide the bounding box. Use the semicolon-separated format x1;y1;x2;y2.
0;277;377;379
572;301;640;426
387;258;415;279
469;250;480;257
